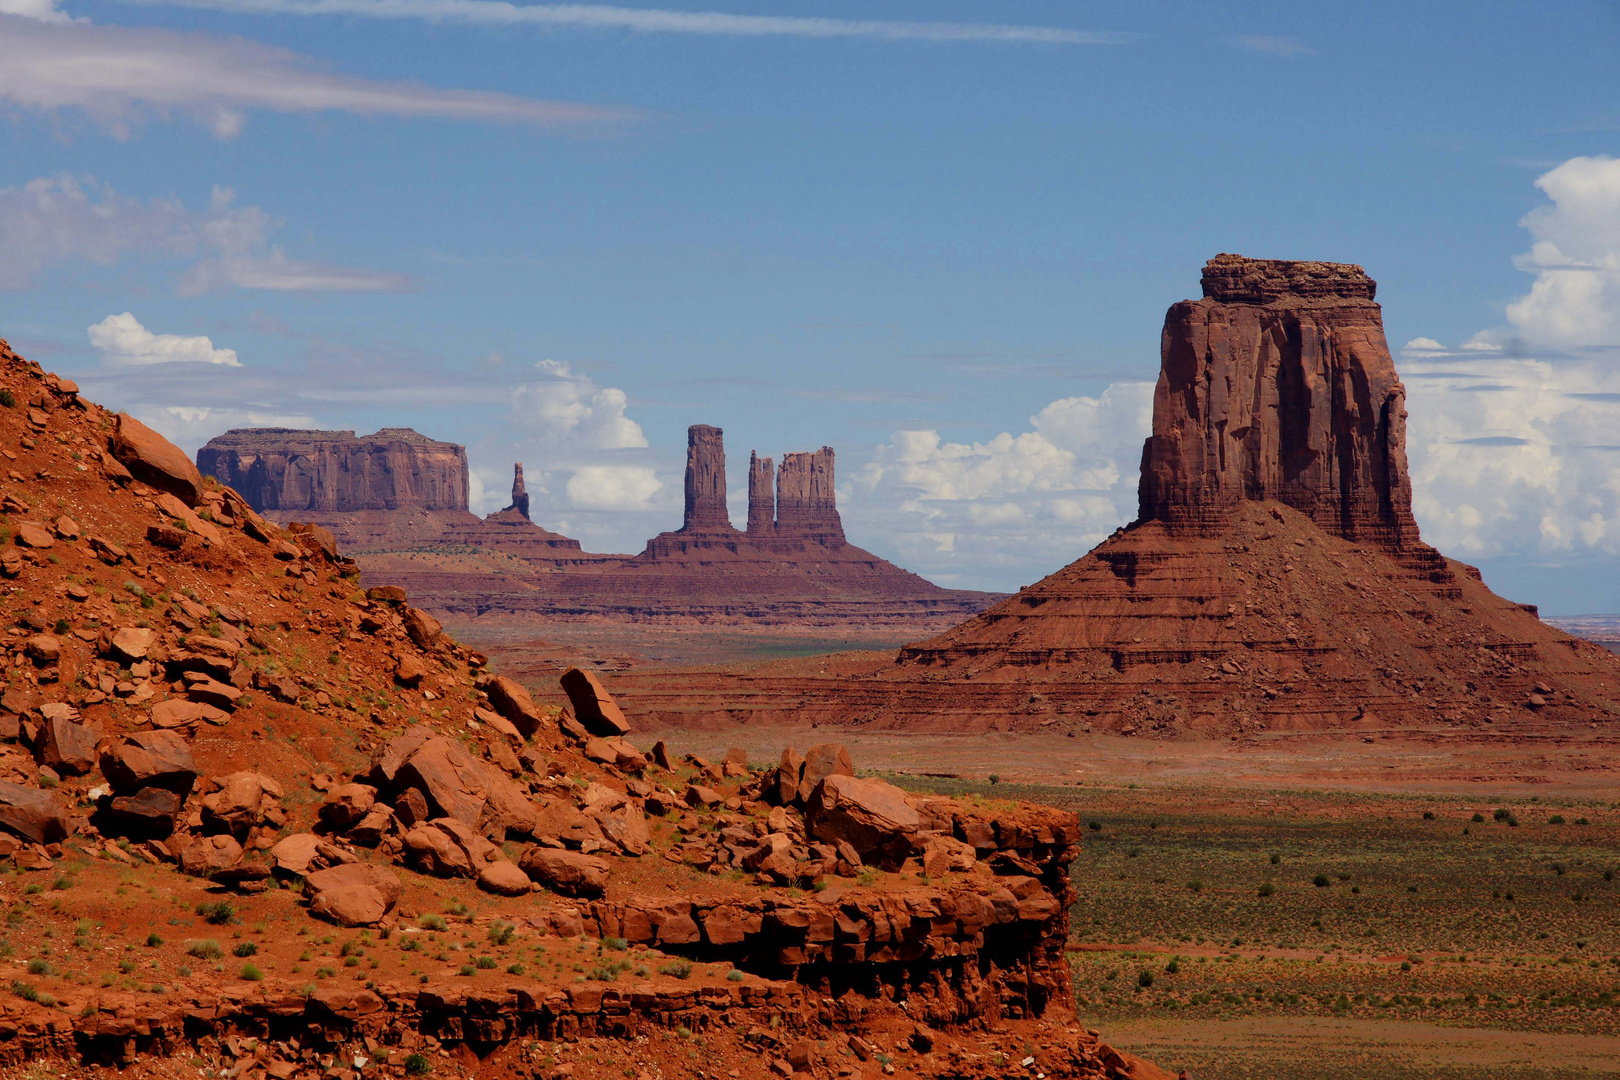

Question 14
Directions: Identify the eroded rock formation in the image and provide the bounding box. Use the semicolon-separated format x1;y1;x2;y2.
504;463;530;520
608;255;1620;735
198;428;468;514
682;424;733;532
1138;253;1418;548
775;446;844;540
747;451;774;534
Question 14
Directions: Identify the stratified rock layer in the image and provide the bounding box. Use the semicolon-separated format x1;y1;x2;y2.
1139;254;1417;547
199;428;468;513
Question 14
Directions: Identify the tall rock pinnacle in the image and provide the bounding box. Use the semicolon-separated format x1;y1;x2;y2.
1137;254;1418;548
747;451;775;534
682;424;733;532
775;447;843;541
504;463;530;520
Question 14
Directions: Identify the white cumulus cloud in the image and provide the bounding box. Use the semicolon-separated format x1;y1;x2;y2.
1396;155;1620;574
1405;354;1620;560
1496;155;1620;352
566;465;663;511
849;381;1153;586
88;313;241;367
511;360;647;450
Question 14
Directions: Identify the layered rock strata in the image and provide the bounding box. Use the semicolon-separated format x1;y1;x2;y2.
606;256;1620;734
198;428;469;514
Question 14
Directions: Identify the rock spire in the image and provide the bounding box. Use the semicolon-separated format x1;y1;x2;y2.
503;463;530;520
682;424;733;532
747;452;775;535
775;447;843;540
1137;253;1418;548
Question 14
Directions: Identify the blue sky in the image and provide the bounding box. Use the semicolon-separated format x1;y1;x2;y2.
4;0;1620;612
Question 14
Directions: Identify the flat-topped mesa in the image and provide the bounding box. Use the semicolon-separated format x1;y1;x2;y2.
775;447;844;541
502;463;530;521
681;424;735;533
747;451;774;535
1137;254;1419;548
197;427;468;514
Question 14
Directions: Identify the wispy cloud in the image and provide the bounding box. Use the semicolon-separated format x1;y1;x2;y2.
110;0;1130;44
0;175;410;293
0;13;636;138
1228;34;1313;57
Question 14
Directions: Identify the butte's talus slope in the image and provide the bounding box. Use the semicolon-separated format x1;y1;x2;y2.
612;256;1620;734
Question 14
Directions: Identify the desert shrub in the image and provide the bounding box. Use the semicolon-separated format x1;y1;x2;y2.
659;960;694;979
233;942;258;957
186;940;223;961
196;901;235;925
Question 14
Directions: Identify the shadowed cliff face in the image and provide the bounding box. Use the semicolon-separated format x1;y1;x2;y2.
197;427;468;513
1137;254;1418;549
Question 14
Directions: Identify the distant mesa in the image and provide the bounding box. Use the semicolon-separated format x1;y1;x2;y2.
197;427;468;514
612;255;1620;735
197;423;998;628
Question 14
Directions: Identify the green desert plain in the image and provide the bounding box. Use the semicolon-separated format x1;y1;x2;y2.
653;725;1620;1079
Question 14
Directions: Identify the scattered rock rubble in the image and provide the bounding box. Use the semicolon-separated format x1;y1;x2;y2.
0;337;1174;1080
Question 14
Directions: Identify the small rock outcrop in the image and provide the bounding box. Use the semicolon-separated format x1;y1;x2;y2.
1137;253;1418;548
197;427;469;513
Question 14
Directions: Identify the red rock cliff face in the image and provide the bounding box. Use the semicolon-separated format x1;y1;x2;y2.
1137;254;1418;548
682;424;733;532
775;447;843;541
197;427;469;513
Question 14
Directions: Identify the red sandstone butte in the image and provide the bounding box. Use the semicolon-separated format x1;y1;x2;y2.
608;255;1620;737
1139;253;1417;547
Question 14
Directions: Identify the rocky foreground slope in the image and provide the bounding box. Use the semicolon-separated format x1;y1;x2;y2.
0;342;1166;1078
609;255;1620;734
